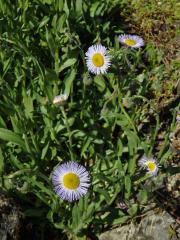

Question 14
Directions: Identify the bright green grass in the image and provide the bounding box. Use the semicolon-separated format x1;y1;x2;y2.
0;0;179;239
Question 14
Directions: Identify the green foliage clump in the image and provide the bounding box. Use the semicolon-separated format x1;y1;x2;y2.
0;0;179;239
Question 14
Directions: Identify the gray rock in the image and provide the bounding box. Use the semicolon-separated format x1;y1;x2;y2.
0;191;21;240
99;210;179;240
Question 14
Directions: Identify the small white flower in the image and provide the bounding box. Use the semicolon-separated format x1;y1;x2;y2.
53;94;68;105
138;155;160;176
52;161;90;202
118;34;144;48
85;44;111;75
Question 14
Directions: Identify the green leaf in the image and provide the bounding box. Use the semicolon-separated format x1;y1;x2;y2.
128;155;137;176
0;148;4;177
81;136;92;157
75;0;83;16
112;215;129;225
85;202;95;220
0;116;6;128
94;75;106;92
41;141;50;160
94;187;111;203
0;128;26;151
55;14;67;32
124;175;131;200
90;2;99;17
59;58;77;73
46;29;56;58
38;16;50;29
138;189;148;204
54;1;64;12
117;139;123;157
64;69;76;96
63;0;70;16
30;178;53;197
128;204;138;217
93;138;104;144
22;89;34;119
71;203;81;233
126;130;139;156
10;115;22;133
45;69;59;82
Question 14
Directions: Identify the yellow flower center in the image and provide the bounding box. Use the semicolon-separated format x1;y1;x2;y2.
63;172;80;190
124;39;136;46
92;53;104;67
147;162;156;172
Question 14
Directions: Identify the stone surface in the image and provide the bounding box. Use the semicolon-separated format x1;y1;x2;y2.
0;191;21;240
166;173;180;199
169;124;180;154
99;210;179;240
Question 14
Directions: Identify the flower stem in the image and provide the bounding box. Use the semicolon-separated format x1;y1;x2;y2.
61;106;74;160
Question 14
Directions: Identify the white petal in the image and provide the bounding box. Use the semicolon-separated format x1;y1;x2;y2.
85;44;111;75
52;161;90;202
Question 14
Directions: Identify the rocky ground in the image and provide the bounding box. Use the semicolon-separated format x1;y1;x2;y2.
1;168;179;240
99;210;180;240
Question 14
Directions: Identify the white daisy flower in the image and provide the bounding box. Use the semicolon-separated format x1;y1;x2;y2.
53;94;68;105
118;34;144;48
52;161;90;202
85;44;111;75
138;155;160;176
